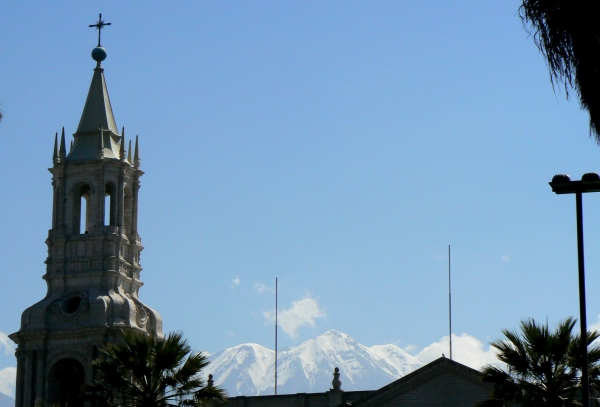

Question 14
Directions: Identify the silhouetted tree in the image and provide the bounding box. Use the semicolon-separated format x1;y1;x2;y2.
86;331;226;407
519;1;600;142
477;317;600;406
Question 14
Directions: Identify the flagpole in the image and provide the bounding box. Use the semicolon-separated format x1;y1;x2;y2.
275;277;278;395
448;245;453;360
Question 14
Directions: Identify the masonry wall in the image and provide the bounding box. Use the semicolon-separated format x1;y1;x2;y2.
225;390;373;407
377;372;489;407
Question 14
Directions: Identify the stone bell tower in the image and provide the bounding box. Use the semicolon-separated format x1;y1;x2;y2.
10;15;162;407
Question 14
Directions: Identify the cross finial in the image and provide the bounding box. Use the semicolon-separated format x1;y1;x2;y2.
89;13;111;47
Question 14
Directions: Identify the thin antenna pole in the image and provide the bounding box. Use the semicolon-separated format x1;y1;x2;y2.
275;277;278;396
448;245;453;360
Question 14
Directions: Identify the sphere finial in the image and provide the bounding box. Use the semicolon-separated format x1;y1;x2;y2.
92;46;107;62
89;14;111;65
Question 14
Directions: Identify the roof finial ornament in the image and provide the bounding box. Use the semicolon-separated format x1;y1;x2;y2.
134;135;140;169
53;132;59;164
332;367;342;391
89;14;110;66
120;126;126;162
59;127;66;160
89;13;111;47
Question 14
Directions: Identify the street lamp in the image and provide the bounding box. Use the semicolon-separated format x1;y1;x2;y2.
550;171;600;407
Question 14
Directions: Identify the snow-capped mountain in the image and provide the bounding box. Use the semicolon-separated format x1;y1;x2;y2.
0;393;14;407
206;330;423;396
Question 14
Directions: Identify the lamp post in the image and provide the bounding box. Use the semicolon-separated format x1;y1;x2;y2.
549;172;600;407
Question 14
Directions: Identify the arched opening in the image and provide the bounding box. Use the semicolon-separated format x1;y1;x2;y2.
104;194;110;226
73;185;91;235
80;196;88;234
48;358;85;407
105;182;116;226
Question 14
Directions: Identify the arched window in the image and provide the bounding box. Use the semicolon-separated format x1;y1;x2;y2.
105;182;117;226
48;358;85;407
73;185;91;235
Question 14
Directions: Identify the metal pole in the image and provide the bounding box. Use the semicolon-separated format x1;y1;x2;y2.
448;245;452;361
275;277;278;396
576;191;589;407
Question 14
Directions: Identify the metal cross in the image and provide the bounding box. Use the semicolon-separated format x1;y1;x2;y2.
89;13;111;47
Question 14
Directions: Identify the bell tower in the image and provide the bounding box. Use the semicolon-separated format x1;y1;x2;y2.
10;15;162;407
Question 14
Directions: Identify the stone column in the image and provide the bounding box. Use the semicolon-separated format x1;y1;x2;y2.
14;349;25;407
22;350;34;407
52;178;59;230
35;350;45;406
118;175;125;230
131;179;139;238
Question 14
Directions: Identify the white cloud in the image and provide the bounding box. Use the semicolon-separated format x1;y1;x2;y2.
253;282;274;294
591;322;600;335
264;297;326;339
232;276;241;286
404;344;417;354
0;367;16;398
0;333;15;356
416;333;499;370
501;255;511;262
589;315;600;337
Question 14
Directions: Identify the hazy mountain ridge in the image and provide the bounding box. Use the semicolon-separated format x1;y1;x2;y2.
207;330;424;396
0;392;13;407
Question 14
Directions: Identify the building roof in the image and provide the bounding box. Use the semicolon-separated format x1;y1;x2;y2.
348;357;491;407
77;66;118;135
67;49;122;161
224;358;492;407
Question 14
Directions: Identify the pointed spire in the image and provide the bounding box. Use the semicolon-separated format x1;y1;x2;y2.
67;42;122;161
127;140;132;163
134;135;140;169
97;125;105;159
53;133;59;164
59;127;66;160
120;127;126;162
70;140;73;151
76;65;118;135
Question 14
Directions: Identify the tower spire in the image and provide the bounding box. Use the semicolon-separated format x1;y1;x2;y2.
10;17;162;407
120;126;126;162
59;127;66;160
128;140;132;163
68;16;120;161
134;135;140;169
52;133;59;164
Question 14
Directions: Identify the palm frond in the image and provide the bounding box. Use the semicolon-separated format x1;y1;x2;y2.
519;0;600;141
84;330;227;407
478;317;596;406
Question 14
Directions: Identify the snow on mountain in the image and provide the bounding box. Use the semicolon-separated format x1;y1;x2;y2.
208;343;274;396
206;330;423;397
368;344;423;377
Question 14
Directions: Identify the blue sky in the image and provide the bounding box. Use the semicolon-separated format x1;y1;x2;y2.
2;0;600;396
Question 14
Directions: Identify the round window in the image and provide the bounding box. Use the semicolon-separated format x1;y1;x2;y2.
61;296;82;315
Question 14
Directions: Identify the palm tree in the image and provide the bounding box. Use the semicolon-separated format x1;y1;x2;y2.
86;331;226;407
519;1;600;142
477;317;600;406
